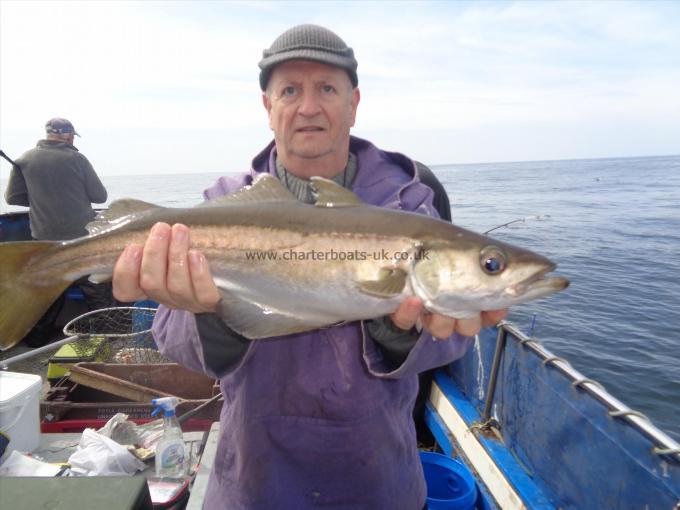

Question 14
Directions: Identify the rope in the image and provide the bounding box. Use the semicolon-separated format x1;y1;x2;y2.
518;337;540;349
608;409;649;421
542;355;568;367
571;378;605;390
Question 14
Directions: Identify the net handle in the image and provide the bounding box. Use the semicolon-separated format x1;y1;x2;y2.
0;335;81;369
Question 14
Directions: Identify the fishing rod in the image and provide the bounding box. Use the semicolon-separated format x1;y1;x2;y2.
484;215;551;235
0;150;19;169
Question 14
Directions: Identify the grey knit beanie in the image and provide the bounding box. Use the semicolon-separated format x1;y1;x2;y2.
259;24;358;91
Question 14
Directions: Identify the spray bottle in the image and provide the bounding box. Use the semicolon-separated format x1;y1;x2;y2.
151;397;185;478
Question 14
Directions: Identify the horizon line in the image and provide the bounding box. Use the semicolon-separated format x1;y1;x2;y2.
429;153;680;169
84;152;680;178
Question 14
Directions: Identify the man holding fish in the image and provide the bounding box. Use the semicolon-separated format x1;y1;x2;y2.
108;25;531;510
0;23;569;510
112;24;506;509
0;22;568;509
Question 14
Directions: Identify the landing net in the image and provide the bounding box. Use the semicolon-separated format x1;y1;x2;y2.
62;306;167;364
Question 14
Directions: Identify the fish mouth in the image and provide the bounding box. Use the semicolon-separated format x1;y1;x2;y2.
506;266;570;297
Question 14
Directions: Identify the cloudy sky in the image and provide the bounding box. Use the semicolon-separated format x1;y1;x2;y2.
1;0;679;177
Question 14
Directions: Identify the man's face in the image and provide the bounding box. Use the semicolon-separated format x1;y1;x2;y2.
263;60;360;169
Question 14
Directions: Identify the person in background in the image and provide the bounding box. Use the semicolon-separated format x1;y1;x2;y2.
5;118;107;240
113;25;507;510
5;118;111;346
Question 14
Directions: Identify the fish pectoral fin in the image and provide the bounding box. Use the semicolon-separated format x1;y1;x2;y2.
197;174;297;207
310;177;364;207
357;268;408;298
216;290;334;339
87;199;163;235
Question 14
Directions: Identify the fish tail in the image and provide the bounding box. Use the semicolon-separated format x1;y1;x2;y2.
0;241;71;351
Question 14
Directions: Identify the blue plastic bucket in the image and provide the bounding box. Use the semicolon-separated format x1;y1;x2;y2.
419;451;477;510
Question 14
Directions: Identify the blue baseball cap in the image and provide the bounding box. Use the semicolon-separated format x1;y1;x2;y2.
45;117;80;137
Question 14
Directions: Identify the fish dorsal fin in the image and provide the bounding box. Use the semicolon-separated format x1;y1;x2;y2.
198;174;297;207
86;199;163;235
310;177;364;208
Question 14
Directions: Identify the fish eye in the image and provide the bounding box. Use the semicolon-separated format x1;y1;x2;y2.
480;246;506;275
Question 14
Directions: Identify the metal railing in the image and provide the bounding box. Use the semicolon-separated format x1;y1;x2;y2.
482;321;680;462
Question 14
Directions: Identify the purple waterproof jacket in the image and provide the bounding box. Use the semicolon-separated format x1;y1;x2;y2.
152;137;472;509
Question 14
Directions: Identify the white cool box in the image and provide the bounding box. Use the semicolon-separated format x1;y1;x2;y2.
0;371;42;459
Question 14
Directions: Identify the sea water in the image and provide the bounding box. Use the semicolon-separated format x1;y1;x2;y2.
2;155;678;439
435;155;680;441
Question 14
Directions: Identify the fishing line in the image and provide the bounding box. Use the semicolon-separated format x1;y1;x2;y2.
484;215;551;235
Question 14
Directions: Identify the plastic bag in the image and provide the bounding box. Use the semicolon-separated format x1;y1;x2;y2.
97;413;141;446
96;412;164;451
0;450;62;477
68;428;146;476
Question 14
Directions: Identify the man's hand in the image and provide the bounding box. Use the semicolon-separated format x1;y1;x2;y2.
390;296;507;339
113;222;220;313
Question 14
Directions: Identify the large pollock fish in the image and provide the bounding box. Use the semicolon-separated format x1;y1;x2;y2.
0;174;568;350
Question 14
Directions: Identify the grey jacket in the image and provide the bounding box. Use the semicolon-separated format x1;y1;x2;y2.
5;140;107;240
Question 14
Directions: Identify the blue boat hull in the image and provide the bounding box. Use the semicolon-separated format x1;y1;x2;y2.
426;324;680;509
